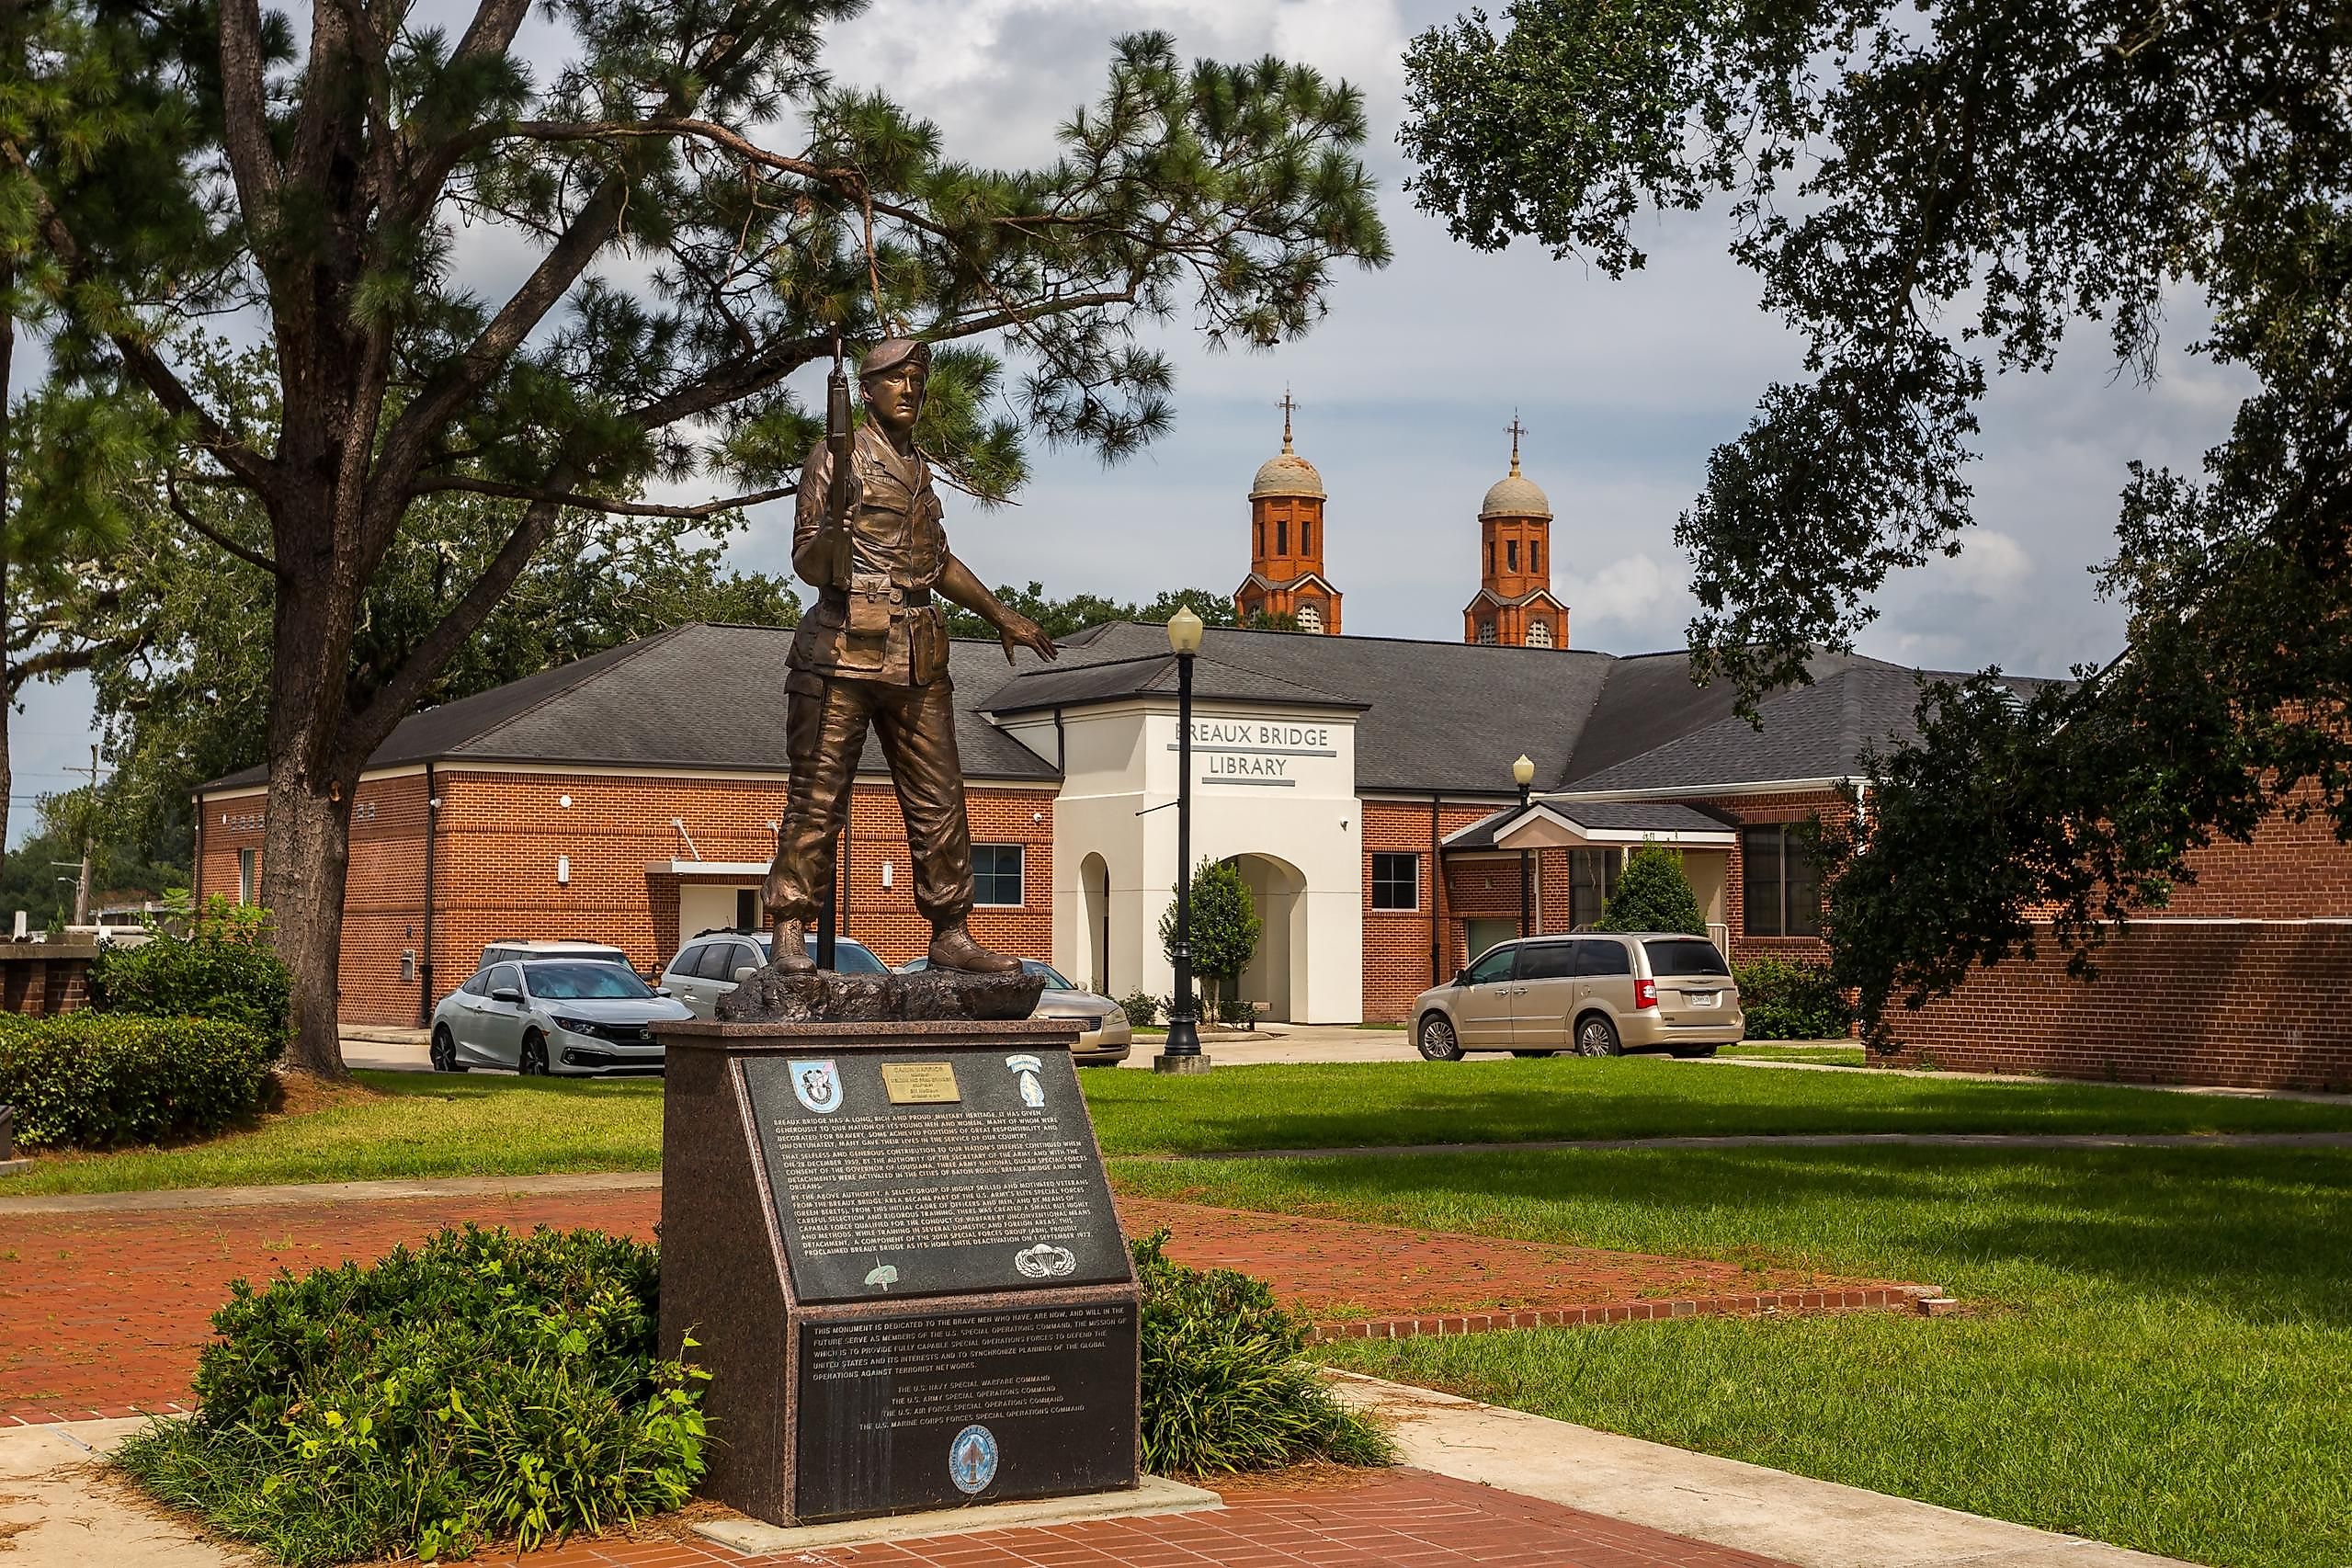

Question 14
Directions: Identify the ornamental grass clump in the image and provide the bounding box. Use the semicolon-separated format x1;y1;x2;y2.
1133;1230;1392;1475
115;1225;707;1564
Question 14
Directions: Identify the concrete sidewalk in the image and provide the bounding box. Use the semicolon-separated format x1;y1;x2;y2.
0;1379;2196;1568
1330;1372;2189;1568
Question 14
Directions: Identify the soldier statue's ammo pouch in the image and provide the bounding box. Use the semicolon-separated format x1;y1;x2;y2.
845;572;893;639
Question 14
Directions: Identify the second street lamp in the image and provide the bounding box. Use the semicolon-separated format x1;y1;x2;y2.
1513;753;1536;937
1155;605;1210;1074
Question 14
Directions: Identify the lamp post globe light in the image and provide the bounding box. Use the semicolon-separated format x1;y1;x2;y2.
1155;606;1210;1074
1513;754;1536;938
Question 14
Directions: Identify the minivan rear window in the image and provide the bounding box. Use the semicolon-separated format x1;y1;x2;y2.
1643;938;1731;976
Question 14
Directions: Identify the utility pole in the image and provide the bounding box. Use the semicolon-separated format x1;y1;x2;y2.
67;745;97;926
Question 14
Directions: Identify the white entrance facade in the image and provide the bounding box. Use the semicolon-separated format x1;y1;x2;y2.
995;698;1365;1023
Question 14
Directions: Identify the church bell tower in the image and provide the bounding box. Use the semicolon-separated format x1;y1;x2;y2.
1464;417;1567;649
1234;392;1342;634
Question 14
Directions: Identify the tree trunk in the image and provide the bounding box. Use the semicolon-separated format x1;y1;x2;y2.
260;504;365;1080
0;256;13;890
264;767;355;1077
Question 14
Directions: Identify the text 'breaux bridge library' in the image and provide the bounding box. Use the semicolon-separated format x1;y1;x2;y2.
197;420;2352;1094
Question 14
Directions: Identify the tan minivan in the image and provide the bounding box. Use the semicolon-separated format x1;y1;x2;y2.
1411;933;1744;1060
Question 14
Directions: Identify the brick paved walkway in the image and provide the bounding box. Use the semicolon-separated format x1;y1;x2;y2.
0;1189;1922;1423
512;1470;1798;1568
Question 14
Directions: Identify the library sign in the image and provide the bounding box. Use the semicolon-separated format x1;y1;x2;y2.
1169;717;1339;788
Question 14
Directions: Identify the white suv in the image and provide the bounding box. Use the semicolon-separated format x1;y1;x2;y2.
661;929;890;1018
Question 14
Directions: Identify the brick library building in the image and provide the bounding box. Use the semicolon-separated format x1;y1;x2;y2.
200;421;2352;1092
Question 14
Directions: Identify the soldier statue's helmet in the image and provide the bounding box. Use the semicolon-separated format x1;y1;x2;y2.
858;337;932;381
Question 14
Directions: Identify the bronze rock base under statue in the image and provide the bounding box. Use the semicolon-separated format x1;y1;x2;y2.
718;962;1046;1025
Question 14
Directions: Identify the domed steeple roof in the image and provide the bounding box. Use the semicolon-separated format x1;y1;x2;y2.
1480;420;1551;518
1250;393;1325;500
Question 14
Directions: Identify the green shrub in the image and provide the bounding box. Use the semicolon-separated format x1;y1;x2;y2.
1734;956;1856;1040
1595;841;1708;935
91;895;295;1056
1119;990;1161;1028
1213;989;1257;1028
0;1013;275;1150
1133;1230;1392;1475
115;1225;706;1565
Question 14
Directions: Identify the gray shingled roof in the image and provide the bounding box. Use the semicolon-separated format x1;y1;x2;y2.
200;619;2051;800
987;650;1364;714
202;623;1061;790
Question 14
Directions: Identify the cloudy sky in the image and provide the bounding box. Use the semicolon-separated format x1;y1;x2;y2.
9;0;2243;839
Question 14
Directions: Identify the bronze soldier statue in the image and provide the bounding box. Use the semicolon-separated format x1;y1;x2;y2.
762;337;1058;973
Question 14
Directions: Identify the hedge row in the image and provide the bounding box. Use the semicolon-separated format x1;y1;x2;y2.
0;1013;277;1150
1733;956;1857;1040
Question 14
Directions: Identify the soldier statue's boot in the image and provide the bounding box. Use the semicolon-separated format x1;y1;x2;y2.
928;919;1020;974
768;916;815;972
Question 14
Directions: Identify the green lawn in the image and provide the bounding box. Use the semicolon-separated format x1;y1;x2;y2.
7;1074;665;1195
1112;1144;2352;1568
9;1055;2351;1195
1077;1055;2352;1154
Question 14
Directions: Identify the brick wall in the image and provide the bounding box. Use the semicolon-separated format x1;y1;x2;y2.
1360;800;1500;1023
1880;919;2352;1091
0;946;96;1013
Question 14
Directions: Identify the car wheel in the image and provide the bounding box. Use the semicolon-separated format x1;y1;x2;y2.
1416;1013;1464;1062
1574;1013;1621;1057
1511;1050;1558;1058
429;1026;464;1073
1670;1044;1719;1059
520;1030;551;1076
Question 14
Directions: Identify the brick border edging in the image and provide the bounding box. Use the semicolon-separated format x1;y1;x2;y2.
2;1400;191;1426
1308;1284;1942;1342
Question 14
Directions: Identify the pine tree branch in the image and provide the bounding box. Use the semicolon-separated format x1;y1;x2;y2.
1;145;278;496
344;493;565;758
412;475;796;517
165;472;283;575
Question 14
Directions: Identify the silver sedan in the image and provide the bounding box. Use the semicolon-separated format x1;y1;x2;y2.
430;958;691;1076
897;957;1132;1065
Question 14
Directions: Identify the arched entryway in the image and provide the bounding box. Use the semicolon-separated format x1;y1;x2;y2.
1080;853;1110;995
1233;852;1308;1022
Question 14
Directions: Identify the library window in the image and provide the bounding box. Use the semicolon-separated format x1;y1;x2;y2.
1742;824;1821;937
972;845;1025;906
1370;853;1419;911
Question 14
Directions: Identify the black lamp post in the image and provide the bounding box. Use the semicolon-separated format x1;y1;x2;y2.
1513;753;1536;937
1155;606;1210;1074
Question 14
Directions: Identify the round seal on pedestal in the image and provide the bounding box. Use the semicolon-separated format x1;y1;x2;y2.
949;1423;999;1494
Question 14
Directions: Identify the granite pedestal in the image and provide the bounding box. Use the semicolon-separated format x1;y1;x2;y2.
656;1017;1141;1527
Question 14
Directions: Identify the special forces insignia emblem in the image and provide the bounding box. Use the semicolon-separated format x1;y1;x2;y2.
790;1059;843;1115
948;1423;999;1495
1005;1053;1046;1108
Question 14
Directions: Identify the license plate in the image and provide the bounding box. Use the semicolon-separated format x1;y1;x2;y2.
1687;992;1719;1008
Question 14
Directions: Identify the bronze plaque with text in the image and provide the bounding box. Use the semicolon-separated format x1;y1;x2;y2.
744;1048;1128;1303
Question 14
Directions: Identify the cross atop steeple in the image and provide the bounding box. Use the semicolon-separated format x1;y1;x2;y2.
1278;388;1299;452
1506;413;1527;476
